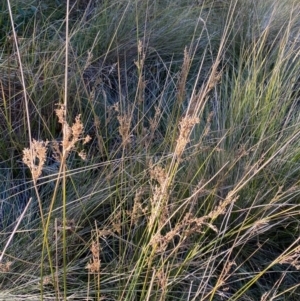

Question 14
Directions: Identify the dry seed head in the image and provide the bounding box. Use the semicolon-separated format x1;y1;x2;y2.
148;183;170;233
159;203;170;229
110;211;122;234
63;114;83;153
148;197;160;232
156;268;168;290
117;114;132;147
221;261;236;279
54;104;66;124
55;104;90;158
176;46;191;104
149;209;222;254
86;240;101;273
130;188;145;226
63;124;72;148
251;219;269;235
184;216;208;236
51;140;61;162
97;228;113;239
83;135;92;145
149;233;168;253
149;179;170;229
180;213;216;237
135;40;146;70
149;164;167;187
207;72;221;91
175;116;200;158
71;115;84;141
205;222;219;233
208;191;239;220
78;150;87;160
91;240;100;258
150;212;212;254
22;139;49;181
278;245;300;270
0;261;12;272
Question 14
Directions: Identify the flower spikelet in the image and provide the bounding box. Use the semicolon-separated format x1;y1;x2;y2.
279;245;300;270
149;164;167;187
86;240;101;273
55;104;90;158
117;114;131;147
208;191;239;220
176;46;191;104
175;116;199;158
71;115;84;142
23;139;49;181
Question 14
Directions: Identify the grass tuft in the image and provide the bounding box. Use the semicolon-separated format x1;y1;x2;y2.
1;0;300;300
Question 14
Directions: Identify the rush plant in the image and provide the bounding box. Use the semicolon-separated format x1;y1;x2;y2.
0;0;300;300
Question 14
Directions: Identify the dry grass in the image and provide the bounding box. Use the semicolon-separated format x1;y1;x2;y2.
0;0;300;300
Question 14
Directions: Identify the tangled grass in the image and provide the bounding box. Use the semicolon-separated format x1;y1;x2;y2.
1;0;300;300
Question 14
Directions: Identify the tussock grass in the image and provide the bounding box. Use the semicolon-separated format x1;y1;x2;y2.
1;0;300;300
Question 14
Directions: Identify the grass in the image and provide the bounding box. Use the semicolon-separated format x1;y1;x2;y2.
0;0;300;300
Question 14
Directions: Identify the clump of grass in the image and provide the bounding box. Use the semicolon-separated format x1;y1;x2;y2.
1;0;300;300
